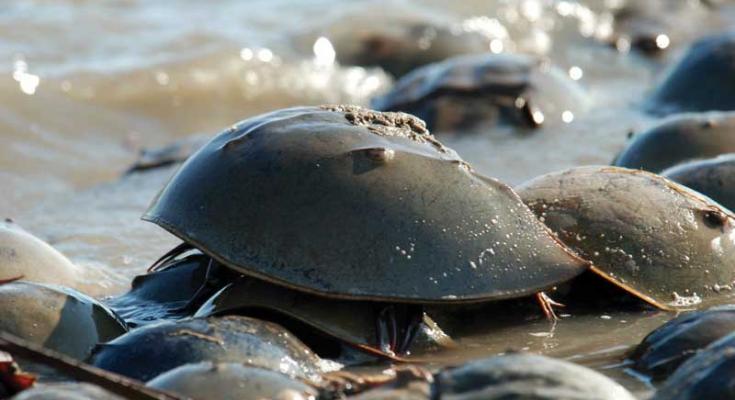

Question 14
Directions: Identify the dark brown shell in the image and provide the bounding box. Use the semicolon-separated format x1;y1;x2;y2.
144;105;588;303
517;166;735;310
613;112;735;173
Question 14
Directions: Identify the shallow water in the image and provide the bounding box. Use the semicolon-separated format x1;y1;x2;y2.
4;0;735;396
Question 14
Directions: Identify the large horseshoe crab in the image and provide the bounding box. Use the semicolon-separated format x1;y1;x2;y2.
517;166;735;310
371;54;587;132
141;105;588;355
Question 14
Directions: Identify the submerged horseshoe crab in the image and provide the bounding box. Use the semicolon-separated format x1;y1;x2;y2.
371;54;587;133
613;112;735;173
517;166;735;310
141;105;588;355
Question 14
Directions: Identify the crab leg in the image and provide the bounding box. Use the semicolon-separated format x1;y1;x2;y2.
174;258;225;313
376;305;425;355
536;291;565;321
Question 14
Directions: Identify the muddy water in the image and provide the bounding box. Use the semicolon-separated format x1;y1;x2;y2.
4;0;735;396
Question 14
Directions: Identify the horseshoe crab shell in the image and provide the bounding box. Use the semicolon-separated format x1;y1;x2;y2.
647;32;735;115
632;305;735;380
146;363;319;400
371;54;586;132
0;219;79;288
0;281;127;360
89;316;327;383
143;105;588;303
322;15;493;78
13;383;124;400
662;154;735;212
436;354;635;400
653;331;735;400
194;276;455;355
613;112;735;173
517;166;735;310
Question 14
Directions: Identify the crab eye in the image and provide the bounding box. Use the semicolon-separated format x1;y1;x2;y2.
703;210;728;229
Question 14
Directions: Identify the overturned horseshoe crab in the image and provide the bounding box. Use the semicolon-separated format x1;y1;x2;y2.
371;54;587;132
662;154;735;212
89;316;328;383
614;112;735;173
141;105;588;355
0;281;127;360
517;166;735;310
646;32;735;115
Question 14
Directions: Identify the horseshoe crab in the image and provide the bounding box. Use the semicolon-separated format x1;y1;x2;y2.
653;331;735;400
0;219;79;288
647;32;735;115
0;281;127;360
517;166;735;310
436;353;635;400
12;383;123;400
126;135;208;174
319;15;493;78
107;252;238;326
194;275;455;357
614;112;735;172
662;154;735;212
632;305;735;380
142;105;588;355
146;363;318;400
371;54;587;132
606;2;672;56
88;316;329;383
